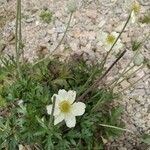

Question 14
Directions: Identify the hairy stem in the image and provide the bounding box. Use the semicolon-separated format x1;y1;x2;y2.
33;13;73;67
99;123;133;133
91;93;105;112
112;64;144;88
109;33;150;88
78;68;99;96
77;49;126;102
50;96;56;125
52;12;73;53
110;65;134;87
15;0;22;79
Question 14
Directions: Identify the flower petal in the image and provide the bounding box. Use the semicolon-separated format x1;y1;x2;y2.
67;90;76;103
105;44;111;51
51;94;61;105
54;114;64;125
97;31;107;43
72;102;86;116
112;32;119;38
114;41;123;50
131;11;136;23
58;89;68;100
46;105;60;116
65;113;76;128
102;32;108;43
46;105;52;115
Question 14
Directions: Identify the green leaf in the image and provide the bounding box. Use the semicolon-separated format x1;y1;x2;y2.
40;10;53;24
0;95;7;107
131;40;142;51
142;134;150;145
36;116;48;130
139;12;150;24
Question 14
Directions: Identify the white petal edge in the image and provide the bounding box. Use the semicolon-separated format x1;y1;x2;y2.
102;32;108;43
58;89;68;100
105;44;112;51
97;31;107;43
67;90;76;104
114;41;123;50
54;113;64;125
51;94;61;106
46;105;60;116
46;105;52;115
72;102;86;116
112;32;119;38
65;113;76;128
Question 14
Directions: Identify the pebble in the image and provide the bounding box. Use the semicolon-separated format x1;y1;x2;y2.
86;10;97;19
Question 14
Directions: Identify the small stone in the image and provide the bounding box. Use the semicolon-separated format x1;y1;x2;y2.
25;17;36;23
120;80;130;89
69;40;79;51
86;10;97;19
98;20;106;28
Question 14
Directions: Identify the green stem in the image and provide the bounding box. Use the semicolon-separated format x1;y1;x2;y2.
15;0;19;71
78;68;99;96
109;33;150;88
50;96;56;125
99;123;133;133
113;64;144;88
110;65;135;87
19;0;22;50
77;50;126;102
91;93;105;112
0;127;4;132
15;0;22;79
100;13;131;69
32;13;73;67
52;12;73;53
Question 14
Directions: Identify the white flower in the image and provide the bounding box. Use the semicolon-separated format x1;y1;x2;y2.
97;31;123;51
46;89;86;128
125;0;140;23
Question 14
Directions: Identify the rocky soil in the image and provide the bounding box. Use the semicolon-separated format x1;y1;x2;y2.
0;0;150;149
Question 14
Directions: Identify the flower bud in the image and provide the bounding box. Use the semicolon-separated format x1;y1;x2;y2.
131;0;140;14
67;0;77;13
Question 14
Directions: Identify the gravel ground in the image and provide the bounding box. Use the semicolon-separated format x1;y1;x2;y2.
0;0;150;149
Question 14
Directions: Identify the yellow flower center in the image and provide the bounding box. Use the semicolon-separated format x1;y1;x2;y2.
106;34;115;44
131;1;140;14
59;100;71;113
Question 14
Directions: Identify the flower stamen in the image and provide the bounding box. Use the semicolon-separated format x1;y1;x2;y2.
59;100;71;113
131;1;140;14
106;34;116;44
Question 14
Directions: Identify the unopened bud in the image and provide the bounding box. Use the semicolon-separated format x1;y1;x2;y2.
67;0;77;13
